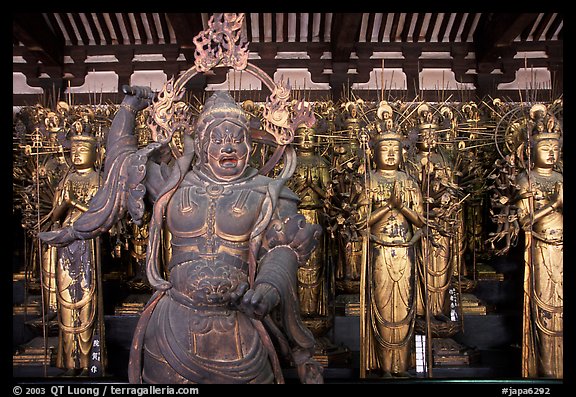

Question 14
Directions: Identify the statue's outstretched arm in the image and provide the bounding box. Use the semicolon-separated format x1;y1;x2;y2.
38;86;157;246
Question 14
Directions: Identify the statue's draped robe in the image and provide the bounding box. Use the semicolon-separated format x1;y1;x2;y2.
359;171;423;375
516;170;563;379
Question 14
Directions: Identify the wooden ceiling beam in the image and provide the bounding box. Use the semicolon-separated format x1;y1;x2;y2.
85;13;102;45
95;13;113;44
400;13;414;42
58;13;78;46
70;13;90;45
425;13;439;42
545;14;562;40
378;13;389;42
531;13;554;42
365;13;375;42
413;13;426;43
306;12;314;42
165;13;204;62
145;13;159;45
120;13;136;45
390;13;401;42
449;13;465;42
330;13;363;62
437;13;451;42
13;13;64;67
461;13;477;42
474;13;539;67
158;13;172;44
318;13;327;42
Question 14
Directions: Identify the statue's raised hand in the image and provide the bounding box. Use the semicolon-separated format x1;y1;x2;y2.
552;181;563;210
388;180;404;210
121;85;154;112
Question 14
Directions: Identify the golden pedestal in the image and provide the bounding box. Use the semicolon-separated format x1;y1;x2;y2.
13;271;27;282
13;337;57;366
475;263;504;281
302;316;352;367
13;271;41;293
335;279;360;295
432;338;480;367
461;293;491;315
114;294;150;315
13;301;41;316
310;336;352;367
457;276;478;293
335;294;360;317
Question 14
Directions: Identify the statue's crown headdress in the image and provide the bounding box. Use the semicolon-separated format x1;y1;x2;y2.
374;101;402;143
69;106;96;144
417;103;439;131
529;103;561;143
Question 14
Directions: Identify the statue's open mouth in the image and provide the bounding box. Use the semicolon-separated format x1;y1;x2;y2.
219;156;238;168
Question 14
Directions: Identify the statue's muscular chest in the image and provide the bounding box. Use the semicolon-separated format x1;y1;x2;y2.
166;183;262;242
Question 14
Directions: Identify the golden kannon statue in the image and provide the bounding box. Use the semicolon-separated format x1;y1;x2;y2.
331;100;365;294
48;120;104;375
405;104;459;330
41;110;70;317
287;123;331;319
516;104;563;379
358;126;424;378
125;210;152;291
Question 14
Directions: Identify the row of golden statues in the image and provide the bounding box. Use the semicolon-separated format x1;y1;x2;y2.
13;93;563;380
12;13;562;383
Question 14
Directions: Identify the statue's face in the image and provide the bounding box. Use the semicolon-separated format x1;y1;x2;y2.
534;138;560;169
295;126;316;151
70;140;96;169
206;120;250;181
375;139;401;170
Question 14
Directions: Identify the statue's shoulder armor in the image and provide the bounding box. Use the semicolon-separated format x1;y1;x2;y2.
241;174;301;203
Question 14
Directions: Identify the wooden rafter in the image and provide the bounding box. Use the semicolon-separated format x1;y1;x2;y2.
474;13;539;65
85;13;101;45
12;12;563;105
330;13;363;62
120;13;135;45
165;13;204;62
13;13;64;66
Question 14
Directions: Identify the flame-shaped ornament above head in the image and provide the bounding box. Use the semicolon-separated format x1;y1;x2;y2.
193;13;249;72
146;12;314;162
261;78;315;146
147;77;189;146
261;80;291;141
291;99;315;133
